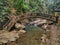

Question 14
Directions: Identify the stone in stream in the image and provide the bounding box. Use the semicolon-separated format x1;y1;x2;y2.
0;29;27;44
15;23;25;29
0;30;19;44
18;30;26;34
30;19;47;26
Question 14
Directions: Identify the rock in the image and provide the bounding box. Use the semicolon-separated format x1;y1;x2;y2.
30;19;47;26
42;24;48;29
8;37;16;41
0;30;19;44
0;29;26;44
1;38;8;43
15;23;25;29
41;34;46;43
18;30;26;34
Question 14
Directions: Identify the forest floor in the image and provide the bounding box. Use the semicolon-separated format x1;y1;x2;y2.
0;14;60;45
5;25;60;45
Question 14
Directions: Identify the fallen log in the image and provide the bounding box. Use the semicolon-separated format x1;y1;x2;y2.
3;15;20;31
2;13;57;31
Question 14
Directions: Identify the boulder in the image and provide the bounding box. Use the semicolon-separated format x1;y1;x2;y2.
15;23;25;29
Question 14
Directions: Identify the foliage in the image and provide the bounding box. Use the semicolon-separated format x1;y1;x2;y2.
7;0;44;13
14;0;29;13
0;0;60;22
29;0;43;13
6;0;60;14
7;0;29;13
0;0;10;22
46;0;60;14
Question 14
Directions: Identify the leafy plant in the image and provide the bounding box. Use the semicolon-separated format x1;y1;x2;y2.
7;0;60;14
0;0;10;22
7;0;29;13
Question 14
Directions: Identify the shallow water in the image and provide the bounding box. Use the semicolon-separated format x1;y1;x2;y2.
16;25;44;45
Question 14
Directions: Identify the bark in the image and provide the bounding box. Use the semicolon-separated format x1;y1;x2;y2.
3;15;19;31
